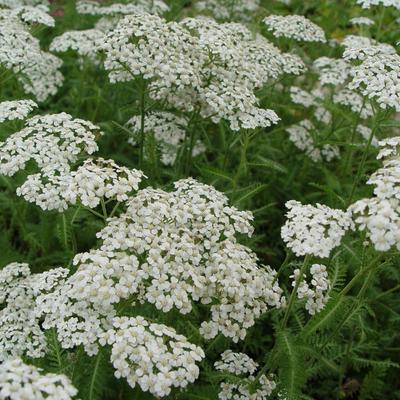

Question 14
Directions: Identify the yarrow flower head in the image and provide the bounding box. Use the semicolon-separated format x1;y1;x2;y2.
95;178;285;342
214;350;258;376
50;29;106;65
349;17;374;26
126;112;205;166
195;0;260;21
285;119;339;162
0;113;102;211
356;0;400;9
101;13;304;130
291;264;330;315
0;358;77;400
313;57;351;86
1;5;55;26
215;350;276;400
263;15;326;42
0;262;68;361
349;137;400;251
0;11;63;102
332;89;374;119
342;35;396;62
281;200;354;258
98;316;205;398
348;52;400;112
65;157;144;208
0;99;37;123
76;0;169;16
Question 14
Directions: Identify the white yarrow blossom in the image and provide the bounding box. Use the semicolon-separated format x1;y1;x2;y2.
285;119;339;162
99;316;204;398
101;13;303;130
215;350;276;400
95;178;285;342
349;17;374;26
215;350;258;375
313;57;352;86
263;14;326;42
50;29;106;64
0;358;78;400
0;100;37;123
0;12;63;101
66;158;144;208
195;0;260;21
332;89;374;119
291;264;330;315
349;137;400;251
348;53;400;112
2;5;55;26
0;113;102;211
76;0;169;15
357;0;400;9
0;262;68;361
281;200;354;258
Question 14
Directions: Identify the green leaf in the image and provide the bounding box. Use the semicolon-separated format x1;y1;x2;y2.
233;183;268;205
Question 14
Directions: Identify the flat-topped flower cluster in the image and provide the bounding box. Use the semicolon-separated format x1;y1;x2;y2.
100;13;305;130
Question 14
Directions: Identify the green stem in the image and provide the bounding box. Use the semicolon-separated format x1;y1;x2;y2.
184;108;200;175
89;351;102;400
233;129;250;193
272;251;291;285
138;79;147;169
343;99;366;175
109;201;121;218
100;197;108;219
281;255;311;329
346;113;379;207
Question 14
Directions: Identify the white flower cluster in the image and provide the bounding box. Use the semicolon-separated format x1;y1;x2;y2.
285;119;339;162
313;57;351;86
0;358;77;400
1;5;55;26
66;158;144;208
0;99;37;123
332;89;374;119
35;278;116;356
195;0;259;21
98;316;205;398
357;0;400;9
291;264;330;315
349;137;400;251
290;86;332;124
95;179;285;341
0;0;49;6
340;36;400;112
76;0;169;15
102;13;304;130
0;113;102;211
0;262;68;361
126;112;205;166
28;179;282;394
348;53;400;112
281;200;354;258
263;15;326;42
349;17;374;26
215;350;258;376
342;35;396;62
50;29;106;65
215;351;276;400
0;11;63;102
